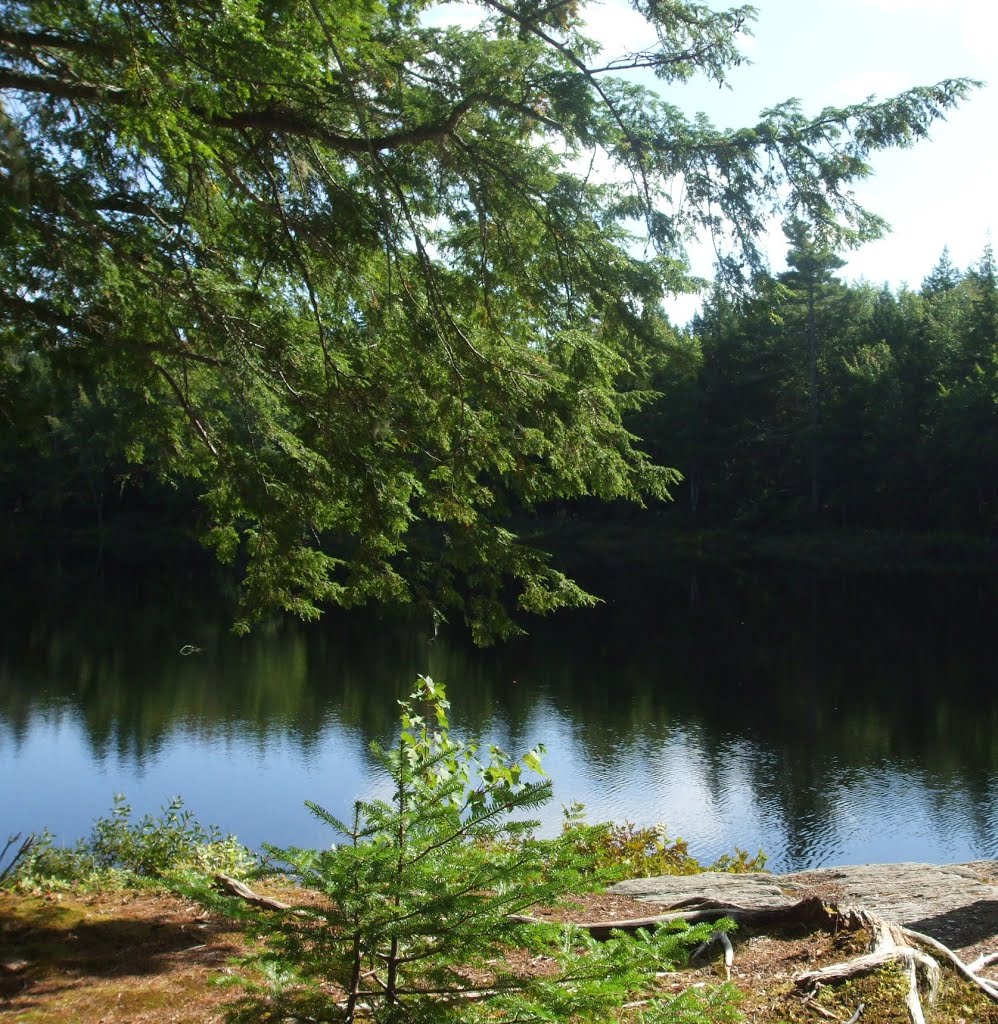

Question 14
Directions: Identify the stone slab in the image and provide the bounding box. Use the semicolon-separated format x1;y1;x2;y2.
608;870;797;908
609;861;998;949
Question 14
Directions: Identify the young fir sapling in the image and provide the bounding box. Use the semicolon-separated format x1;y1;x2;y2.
202;677;739;1024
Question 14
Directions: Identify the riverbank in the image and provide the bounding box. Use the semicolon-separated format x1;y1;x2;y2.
531;519;998;581
4;862;998;1023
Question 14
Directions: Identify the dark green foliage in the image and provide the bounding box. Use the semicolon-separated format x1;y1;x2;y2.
195;678;739;1023
0;0;976;637
635;240;998;535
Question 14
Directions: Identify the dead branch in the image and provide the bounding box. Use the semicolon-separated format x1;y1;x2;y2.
899;924;998;1001
0;832;36;883
968;950;998;974
796;908;939;1024
513;895;834;940
801;996;843;1020
717;929;734;980
213;872;294;912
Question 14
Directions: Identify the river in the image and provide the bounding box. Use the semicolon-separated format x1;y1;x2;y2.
2;558;997;871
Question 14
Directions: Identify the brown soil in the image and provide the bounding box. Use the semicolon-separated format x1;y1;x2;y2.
3;883;998;1023
0;887;245;1023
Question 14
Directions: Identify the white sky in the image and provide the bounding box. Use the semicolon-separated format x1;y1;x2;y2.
427;0;996;319
587;0;997;318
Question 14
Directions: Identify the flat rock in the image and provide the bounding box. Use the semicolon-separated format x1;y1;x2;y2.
608;871;796;908
780;862;998;947
609;861;998;949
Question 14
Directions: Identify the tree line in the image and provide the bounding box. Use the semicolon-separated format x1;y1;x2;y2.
6;236;997;550
630;237;998;535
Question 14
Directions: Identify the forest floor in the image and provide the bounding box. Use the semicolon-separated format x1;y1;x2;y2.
3;865;998;1023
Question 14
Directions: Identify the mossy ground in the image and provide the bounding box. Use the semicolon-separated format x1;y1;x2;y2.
0;888;246;1022
3;886;998;1023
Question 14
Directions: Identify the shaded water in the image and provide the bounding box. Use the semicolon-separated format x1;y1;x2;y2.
2;560;998;871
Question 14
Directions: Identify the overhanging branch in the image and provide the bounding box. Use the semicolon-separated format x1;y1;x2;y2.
0;65;486;153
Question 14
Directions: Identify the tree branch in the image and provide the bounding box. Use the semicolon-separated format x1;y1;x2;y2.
0;27;104;54
0;67;127;101
0;66;487;153
209;94;482;153
154;362;220;459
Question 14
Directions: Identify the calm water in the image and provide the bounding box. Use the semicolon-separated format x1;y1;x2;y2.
2;560;998;872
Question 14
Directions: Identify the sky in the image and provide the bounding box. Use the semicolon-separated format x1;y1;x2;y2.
582;0;997;318
428;0;996;321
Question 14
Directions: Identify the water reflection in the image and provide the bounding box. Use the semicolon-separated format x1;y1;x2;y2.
2;563;998;870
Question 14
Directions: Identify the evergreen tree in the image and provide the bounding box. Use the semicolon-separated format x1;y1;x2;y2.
777;220;847;520
933;244;998;527
0;0;977;633
922;246;962;296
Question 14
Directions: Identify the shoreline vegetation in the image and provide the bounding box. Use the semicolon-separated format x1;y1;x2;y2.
532;521;998;576
4;681;998;1023
5;521;998;590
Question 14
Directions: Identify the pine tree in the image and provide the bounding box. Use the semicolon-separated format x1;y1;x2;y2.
191;678;739;1024
778;220;846;521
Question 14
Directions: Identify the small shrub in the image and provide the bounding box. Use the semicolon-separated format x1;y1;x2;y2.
197;676;741;1024
9;797;256;890
87;795;256;879
11;829;98;890
559;803;766;882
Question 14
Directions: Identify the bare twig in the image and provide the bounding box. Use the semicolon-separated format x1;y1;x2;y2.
0;832;36;883
844;1003;866;1024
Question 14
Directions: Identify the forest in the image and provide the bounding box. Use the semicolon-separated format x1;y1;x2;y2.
636;238;998;535
4;237;997;570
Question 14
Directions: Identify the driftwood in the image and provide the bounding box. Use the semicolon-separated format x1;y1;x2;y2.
213;872;293;912
510;895;834;940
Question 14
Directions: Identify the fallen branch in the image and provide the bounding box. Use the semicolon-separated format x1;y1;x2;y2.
899;924;998;1001
717;930;734;980
968;951;998;974
801;996;843;1021
796;948;937;991
691;930;734;980
213;872;294;912
512;896;834;940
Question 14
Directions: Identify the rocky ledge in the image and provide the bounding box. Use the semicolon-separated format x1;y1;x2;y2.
609;860;998;951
